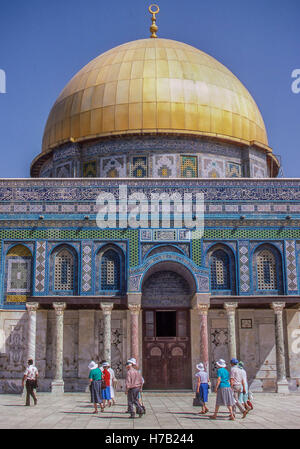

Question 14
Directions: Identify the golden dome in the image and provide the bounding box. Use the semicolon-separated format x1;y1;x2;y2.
41;38;270;154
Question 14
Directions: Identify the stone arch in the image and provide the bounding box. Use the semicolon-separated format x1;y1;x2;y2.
141;260;197;308
145;244;185;259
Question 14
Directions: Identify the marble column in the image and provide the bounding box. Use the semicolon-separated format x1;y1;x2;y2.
51;302;66;394
26;302;39;362
100;303;114;364
224;302;238;361
196;304;209;372
128;304;141;364
271;302;289;393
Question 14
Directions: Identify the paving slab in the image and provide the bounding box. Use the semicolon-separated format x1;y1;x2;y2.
0;391;299;429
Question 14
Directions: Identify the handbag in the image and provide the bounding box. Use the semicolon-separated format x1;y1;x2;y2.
193;392;204;407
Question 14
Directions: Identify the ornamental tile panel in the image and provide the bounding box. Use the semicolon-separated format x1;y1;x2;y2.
81;242;93;292
238;241;250;293
180;156;198;178
152;154;177;178
35;241;46;293
285;240;298;292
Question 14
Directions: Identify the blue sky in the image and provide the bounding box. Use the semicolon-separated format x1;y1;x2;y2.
0;0;299;178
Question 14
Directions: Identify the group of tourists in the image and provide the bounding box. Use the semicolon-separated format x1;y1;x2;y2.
195;358;253;420
21;356;254;422
88;356;145;419
88;360;117;413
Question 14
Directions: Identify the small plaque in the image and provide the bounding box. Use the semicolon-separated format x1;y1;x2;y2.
241;319;252;329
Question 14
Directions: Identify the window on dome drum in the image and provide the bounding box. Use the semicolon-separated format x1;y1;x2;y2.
257;250;277;290
131;156;148;178
83;161;97;178
180;156;198;178
101;250;120;291
210;250;230;290
54;249;74;291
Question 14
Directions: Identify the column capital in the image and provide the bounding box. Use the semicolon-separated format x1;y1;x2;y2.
53;302;67;315
271;302;286;313
26;302;39;313
128;304;141;315
100;302;114;314
195;304;209;315
224;302;238;313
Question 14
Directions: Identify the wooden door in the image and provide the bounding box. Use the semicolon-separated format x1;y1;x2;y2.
143;310;191;389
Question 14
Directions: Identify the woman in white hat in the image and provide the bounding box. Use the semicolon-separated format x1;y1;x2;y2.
210;359;235;420
195;362;210;414
88;361;104;414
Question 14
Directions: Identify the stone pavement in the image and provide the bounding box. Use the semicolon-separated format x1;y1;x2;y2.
0;391;299;429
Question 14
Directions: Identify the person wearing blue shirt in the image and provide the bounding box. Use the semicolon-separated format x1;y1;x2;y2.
210;359;235;420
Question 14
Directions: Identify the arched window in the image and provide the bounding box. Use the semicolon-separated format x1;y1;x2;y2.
54;249;74;291
100;249;120;291
210;249;230;291
6;244;32;302
256;249;277;290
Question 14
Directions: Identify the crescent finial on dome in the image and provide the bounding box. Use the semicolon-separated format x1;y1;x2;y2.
149;4;160;38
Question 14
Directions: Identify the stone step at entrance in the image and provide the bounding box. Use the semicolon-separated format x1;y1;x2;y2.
143;390;193;395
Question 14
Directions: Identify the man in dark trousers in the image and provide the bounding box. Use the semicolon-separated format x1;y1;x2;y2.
22;359;38;406
125;358;144;419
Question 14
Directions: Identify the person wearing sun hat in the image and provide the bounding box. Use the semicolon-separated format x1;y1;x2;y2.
195;363;210;414
88;361;104;414
125;358;144;419
230;358;248;418
210;359;235;420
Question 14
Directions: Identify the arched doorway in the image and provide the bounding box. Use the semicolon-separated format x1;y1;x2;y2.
141;262;196;390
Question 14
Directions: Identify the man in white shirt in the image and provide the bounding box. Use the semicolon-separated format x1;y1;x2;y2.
22;359;38;406
230;358;248;418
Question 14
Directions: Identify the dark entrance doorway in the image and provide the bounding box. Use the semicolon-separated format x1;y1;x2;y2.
142;309;191;390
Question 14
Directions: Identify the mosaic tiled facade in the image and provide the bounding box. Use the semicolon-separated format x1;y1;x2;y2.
1;32;298;394
32;137;271;179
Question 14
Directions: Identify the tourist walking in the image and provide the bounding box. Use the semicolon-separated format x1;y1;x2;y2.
22;359;38;406
210;359;235;420
230;358;248;418
125;358;144;419
237;361;252;411
195;362;210;414
101;362;112;407
107;361;117;405
88;361;104;414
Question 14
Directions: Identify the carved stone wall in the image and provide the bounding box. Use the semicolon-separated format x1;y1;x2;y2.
96;310;127;382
